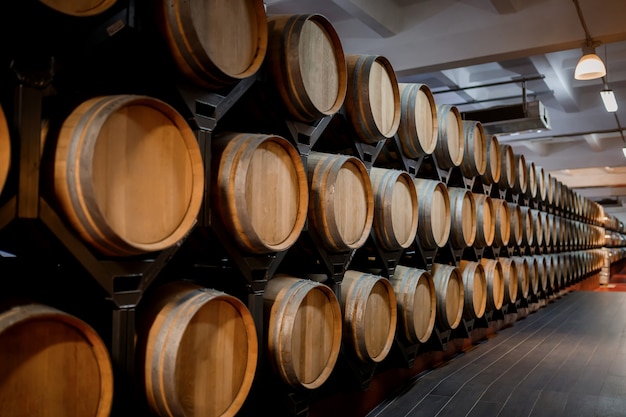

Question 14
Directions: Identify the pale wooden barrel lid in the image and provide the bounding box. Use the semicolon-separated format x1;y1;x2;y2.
307;152;374;251
397;83;438;158
435;104;464;169
431;263;464;330
370;167;419;250
480;258;505;311
54;95;205;256
0;303;113;417
158;0;268;87
342;270;397;363
213;133;308;253
461;120;487;177
140;282;258;417
390;265;436;344
345;55;401;143
39;0;116;16
482;134;501;184
264;276;342;389
266;14;347;121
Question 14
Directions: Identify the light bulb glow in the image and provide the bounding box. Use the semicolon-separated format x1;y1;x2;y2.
601;90;618;112
574;53;607;80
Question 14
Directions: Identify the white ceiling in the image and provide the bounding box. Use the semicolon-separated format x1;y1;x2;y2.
265;0;626;219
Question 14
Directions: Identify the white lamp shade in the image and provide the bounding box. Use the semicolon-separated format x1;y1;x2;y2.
574;53;607;80
622;147;626;158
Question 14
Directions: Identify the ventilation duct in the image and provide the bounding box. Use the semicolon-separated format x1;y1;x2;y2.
462;100;551;135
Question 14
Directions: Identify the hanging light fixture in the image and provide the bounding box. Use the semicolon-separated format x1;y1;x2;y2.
601;89;618;112
575;46;606;80
572;0;606;80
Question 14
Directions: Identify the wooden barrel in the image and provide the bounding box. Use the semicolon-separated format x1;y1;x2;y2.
138;282;258;417
0;104;10;197
431;263;464;330
396;83;438;158
498;257;518;305
460;120;487;178
390;265;436;344
507;203;523;247
492;198;511;247
481;135;501;185
344;54;401;144
511;256;530;300
551;177;562;209
264;276;342;389
519;206;535;247
370;167;419;251
541;254;556;291
497;144;515;190
530;209;544;247
39;0;116;16
434;104;464;169
535;165;547;202
341;270;397;363
548;213;559;248
526;161;538;199
448;187;477;248
534;254;548;292
413;178;451;249
540;211;552;247
0;303;113;417
550;254;563;289
458;260;487;320
480;258;504;311
545;172;554;205
266;14;347;121
54;95;205;257
156;0;267;88
212;132;308;254
512;153;528;195
473;193;495;248
307;152;374;252
524;255;540;296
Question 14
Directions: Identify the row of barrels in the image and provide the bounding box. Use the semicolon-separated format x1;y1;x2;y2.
0;248;604;417
0;95;607;258
603;213;626;233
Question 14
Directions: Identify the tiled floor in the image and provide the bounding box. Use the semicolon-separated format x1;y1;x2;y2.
367;280;626;417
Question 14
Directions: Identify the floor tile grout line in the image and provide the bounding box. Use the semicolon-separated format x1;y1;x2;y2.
391;295;582;417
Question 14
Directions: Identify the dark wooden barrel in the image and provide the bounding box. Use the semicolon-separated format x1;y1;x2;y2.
39;0;116;16
526;160;538;199
391;265;436;344
511;256;530;300
434;104;464;169
535;165;547;202
458;260;487;320
0;303;113;417
431;263;464;330
519;205;535;247
497;144;515;190
413;178;451;249
266;14;347;121
341;270;397;363
212;132;308;254
507;202;523;247
138;282;258;417
54;95;205;257
0;104;10;197
460;120;487;178
512;153;528;195
492;198;511;247
481;135;501;185
396;83;438;158
307;152;374;252
530;209;544;247
448;187;477;249
524;255;540;296
473;193;495;248
480;258;505;311
344;54;401;144
498;257;519;305
264;276;342;389
370;167;419;251
156;0;268;88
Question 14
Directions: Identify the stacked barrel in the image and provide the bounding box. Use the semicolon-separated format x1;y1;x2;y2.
600;213;626;284
0;2;613;417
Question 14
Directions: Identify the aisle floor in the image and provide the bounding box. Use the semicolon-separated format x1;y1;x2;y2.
367;289;626;417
